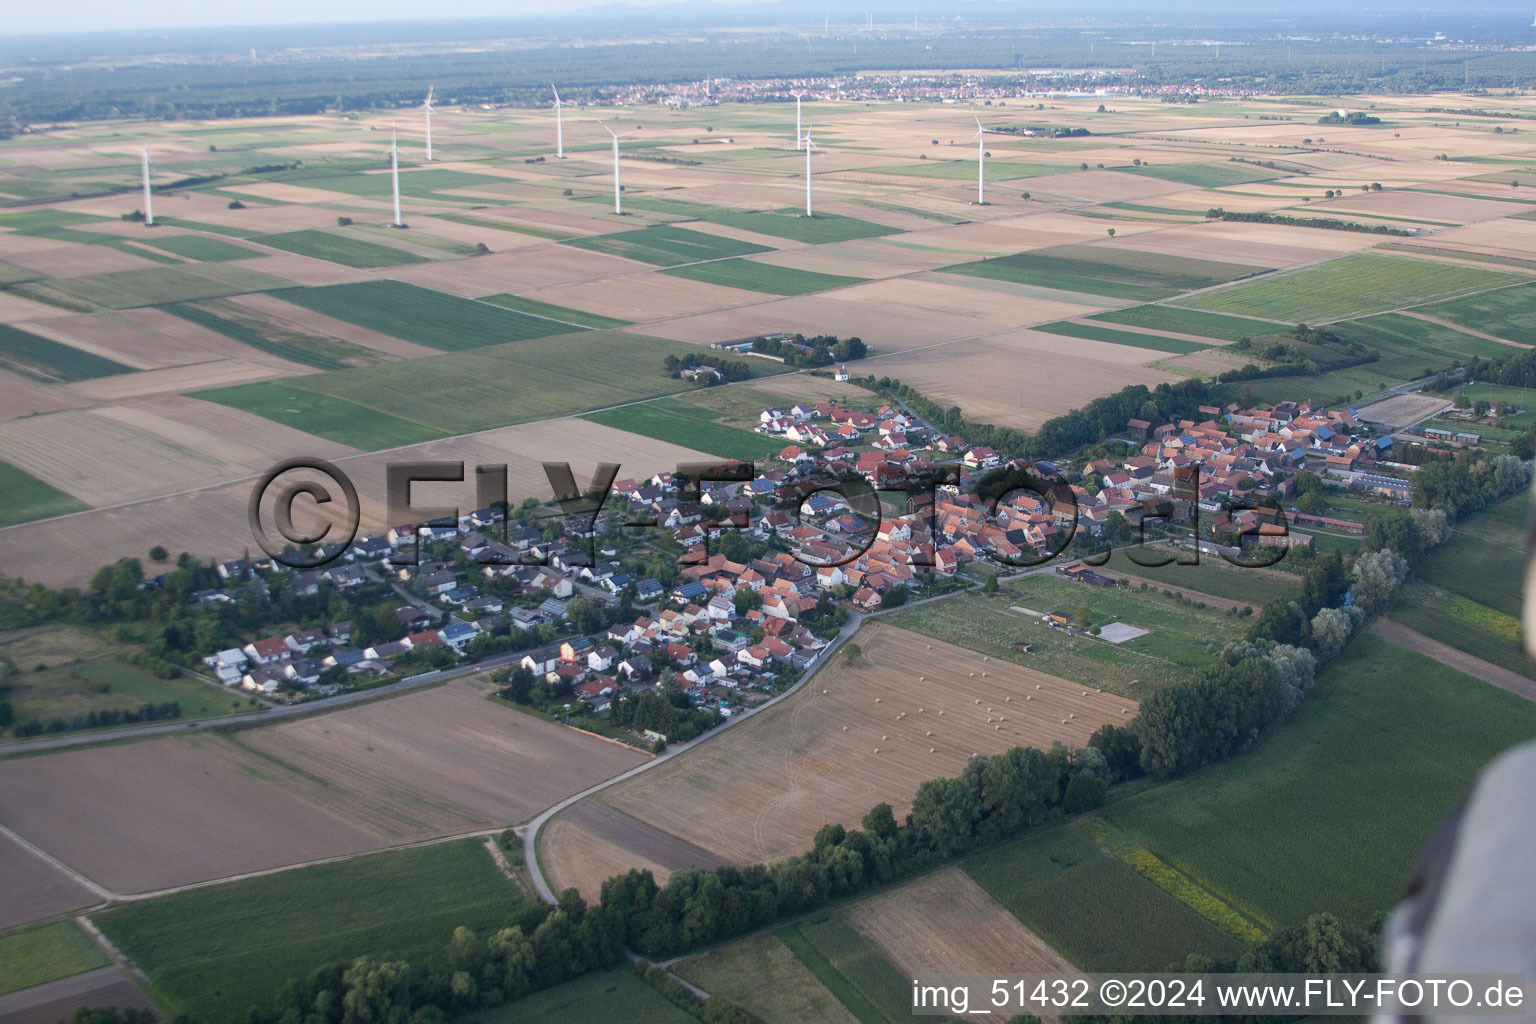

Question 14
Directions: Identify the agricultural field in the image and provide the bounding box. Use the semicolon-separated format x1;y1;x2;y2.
254;229;430;268
94;839;528;1022
0;682;647;893
583;398;786;461
480;970;697;1024
0;920;109;997
1098;552;1301;607
1102;633;1536;928
1330;312;1516;379
1088;304;1285;341
1414;492;1528;618
597;198;899;244
883;573;1249;694
676;932;859;1024
1419;280;1536;344
563;224;773;266
478;293;632;329
0;459;89;527
596;622;1134;866
134;235;262;263
46;263;291;308
939;244;1267;300
777;915;912;1024
661;257;866;294
966;821;1247;971
1180;252;1520;322
1034;319;1212;354
0;323;135;382
269;280;578;349
163;301;378;370
193;380;449;449
1123;162;1280;188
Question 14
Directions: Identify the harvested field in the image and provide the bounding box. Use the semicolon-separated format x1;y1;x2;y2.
846;867;1077;981
600;623;1135;865
0;682;646;893
1355;393;1453;430
65;359;293;402
676;933;860;1024
0;830;102;930
540;816;675;902
0;370;87;420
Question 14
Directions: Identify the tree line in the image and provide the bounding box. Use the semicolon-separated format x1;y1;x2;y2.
1204;209;1411;237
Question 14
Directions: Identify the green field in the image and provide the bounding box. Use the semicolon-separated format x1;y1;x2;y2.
1330;312;1516;379
267;167;509;202
676;932;856;1024
255;229;429;268
1123;162;1281;187
588;197;899;244
0;323;135;382
1179;253;1519;322
1103;633;1536;928
95;839;529;1021
1101;552;1300;606
0;460;89;527
47;263;290;309
1034;319;1212;354
940;244;1267;301
270;280;577;350
1089;304;1281;341
584;399;787;460
967;822;1247;970
777;916;910;1024
0;921;109;997
479;970;697;1024
1390;580;1534;678
564;224;773;266
134;235;261;262
866;159;1065;181
883;573;1246;694
478;293;632;329
193;382;448;449
1413;491;1528;618
163;302;359;370
0;260;43;285
662;258;866;294
199;330;735;443
1419;280;1536;344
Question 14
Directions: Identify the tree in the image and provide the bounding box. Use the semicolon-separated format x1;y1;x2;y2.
909;775;980;856
148;545;168;562
1061;771;1107;813
1351;549;1409;615
1310;607;1353;661
1363;507;1423;562
1072;605;1092;631
983;573;999;595
841;642;863;664
1106;227;1116;238
862;802;898;840
1296;490;1326;515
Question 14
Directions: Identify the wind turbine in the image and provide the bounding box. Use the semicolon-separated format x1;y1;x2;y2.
791;91;805;150
552;83;565;158
972;113;1005;205
390;128;403;227
802;122;819;217
140;148;154;226
603;123;633;215
423;85;434;162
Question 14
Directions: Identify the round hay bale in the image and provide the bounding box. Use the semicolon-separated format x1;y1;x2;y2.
1122;708;1129;714
882;734;889;741
1005;696;1012;702
919;676;926;682
938;710;945;716
929;747;936;753
974;698;981;704
918;707;925;713
926;730;933;737
822;689;828;695
1061;718;1069;724
995;724;1001;730
1035;684;1041;690
925;644;932;649
874;747;881;753
1069;713;1076;719
841;725;848;732
983;656;989;662
1025;695;1032;701
875;697;882;703
968;672;975;678
1083;691;1089;697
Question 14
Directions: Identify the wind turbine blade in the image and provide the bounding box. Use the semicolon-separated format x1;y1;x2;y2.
551;83;561;105
426;84;433;107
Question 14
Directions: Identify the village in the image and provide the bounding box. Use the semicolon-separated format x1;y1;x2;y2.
179;378;1411;750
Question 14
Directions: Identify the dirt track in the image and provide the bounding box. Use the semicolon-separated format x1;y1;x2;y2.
1372;619;1536;703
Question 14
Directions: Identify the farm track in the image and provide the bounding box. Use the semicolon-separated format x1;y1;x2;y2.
1370;619;1536;703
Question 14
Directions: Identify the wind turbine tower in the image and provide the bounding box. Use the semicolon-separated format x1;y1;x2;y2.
791;91;805;150
972;114;1004;205
802;123;818;217
390;128;403;227
423;85;434;162
603;124;632;214
552;83;565;158
140;148;154;226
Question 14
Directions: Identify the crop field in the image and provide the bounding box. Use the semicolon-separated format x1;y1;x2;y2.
193;380;448;449
939;244;1267;300
845;867;1076;982
1103;633;1536;928
865;159;1065;181
0;323;135;382
1390;580;1534;679
1123;162;1280;187
563;224;774;266
94;839;528;1022
0;830;103;932
1415;495;1528;618
204;329;728;441
593;198;899;243
1088;304;1280;341
883;575;1247;695
478;292;632;328
598;623;1134;866
1419;280;1536;344
661;257;866;294
966;821;1247;970
134;235;261;262
0;921;109;997
583;398;786;460
677;932;858;1024
45;263;290;308
1179;252;1520;322
1035;319;1212;354
1099;552;1300;606
0;459;89;526
162;302;367;370
480;970;697;1024
778;915;911;1024
269;280;577;349
1331;312;1516;378
0;682;646;893
254;228;430;268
